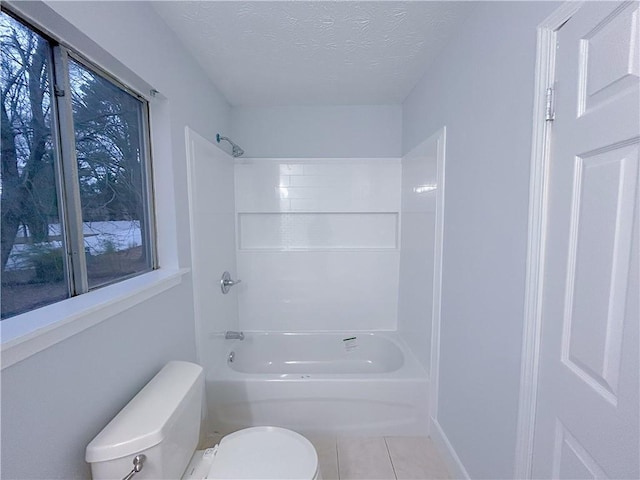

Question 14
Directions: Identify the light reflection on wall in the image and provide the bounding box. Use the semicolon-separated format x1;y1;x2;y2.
412;184;438;194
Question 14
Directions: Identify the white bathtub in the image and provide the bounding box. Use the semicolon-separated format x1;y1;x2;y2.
205;332;429;438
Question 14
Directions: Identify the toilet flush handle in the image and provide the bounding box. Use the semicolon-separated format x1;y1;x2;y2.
122;454;146;480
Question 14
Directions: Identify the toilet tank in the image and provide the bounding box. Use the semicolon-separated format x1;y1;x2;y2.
86;361;204;480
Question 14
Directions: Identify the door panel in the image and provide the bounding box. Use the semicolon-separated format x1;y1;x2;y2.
563;143;638;405
578;2;639;115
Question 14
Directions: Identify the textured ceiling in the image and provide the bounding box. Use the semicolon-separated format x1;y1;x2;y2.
152;1;472;106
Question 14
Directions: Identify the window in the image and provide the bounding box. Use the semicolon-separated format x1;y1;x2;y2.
1;9;157;320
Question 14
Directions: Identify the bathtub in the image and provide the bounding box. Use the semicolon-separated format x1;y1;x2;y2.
204;332;429;438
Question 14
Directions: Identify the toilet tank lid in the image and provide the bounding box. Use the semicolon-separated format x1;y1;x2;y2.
85;361;203;463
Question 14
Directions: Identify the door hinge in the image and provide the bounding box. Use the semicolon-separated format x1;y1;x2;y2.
545;87;555;122
54;86;65;97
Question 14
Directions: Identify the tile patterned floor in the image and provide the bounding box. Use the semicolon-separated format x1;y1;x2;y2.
308;435;451;480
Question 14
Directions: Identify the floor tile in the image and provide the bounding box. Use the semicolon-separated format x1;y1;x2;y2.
307;435;339;480
337;436;396;480
385;437;450;480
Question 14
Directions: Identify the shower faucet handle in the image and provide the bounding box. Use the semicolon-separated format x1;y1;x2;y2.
220;271;241;294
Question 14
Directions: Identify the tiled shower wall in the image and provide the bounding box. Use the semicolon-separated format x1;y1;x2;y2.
234;158;401;331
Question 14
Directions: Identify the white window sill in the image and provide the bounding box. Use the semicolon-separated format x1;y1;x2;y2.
1;268;190;369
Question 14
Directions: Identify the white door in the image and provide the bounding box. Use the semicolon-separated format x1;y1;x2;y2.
532;1;639;478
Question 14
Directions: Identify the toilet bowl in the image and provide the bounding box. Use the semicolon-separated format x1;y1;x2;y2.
85;361;320;480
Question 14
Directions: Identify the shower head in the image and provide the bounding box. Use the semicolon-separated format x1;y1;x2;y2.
216;133;245;158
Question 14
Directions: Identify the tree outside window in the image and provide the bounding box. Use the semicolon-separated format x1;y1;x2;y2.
1;10;156;320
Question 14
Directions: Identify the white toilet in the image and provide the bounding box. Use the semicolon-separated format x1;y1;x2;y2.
85;361;320;480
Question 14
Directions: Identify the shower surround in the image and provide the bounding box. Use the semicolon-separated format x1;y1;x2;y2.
198;154;430;439
234;158;402;332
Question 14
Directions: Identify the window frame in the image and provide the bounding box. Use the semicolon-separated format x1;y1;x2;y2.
1;6;159;315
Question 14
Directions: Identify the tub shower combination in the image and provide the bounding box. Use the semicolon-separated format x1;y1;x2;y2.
206;332;429;438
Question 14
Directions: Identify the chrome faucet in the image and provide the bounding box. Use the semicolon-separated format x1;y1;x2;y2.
225;331;244;340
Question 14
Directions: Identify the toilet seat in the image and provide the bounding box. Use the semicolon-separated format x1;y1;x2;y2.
197;427;319;480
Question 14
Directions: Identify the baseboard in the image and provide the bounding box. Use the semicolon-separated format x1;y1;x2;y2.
429;418;470;480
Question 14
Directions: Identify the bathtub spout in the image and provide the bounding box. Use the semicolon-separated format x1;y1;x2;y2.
225;331;245;340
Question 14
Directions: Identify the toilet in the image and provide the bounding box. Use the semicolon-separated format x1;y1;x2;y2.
85;361;320;480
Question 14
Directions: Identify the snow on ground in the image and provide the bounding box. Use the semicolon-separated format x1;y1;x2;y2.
6;221;142;271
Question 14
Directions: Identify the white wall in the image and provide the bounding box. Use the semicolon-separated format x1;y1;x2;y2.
0;2;231;478
230;105;402;158
402;2;559;478
235;159;401;331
